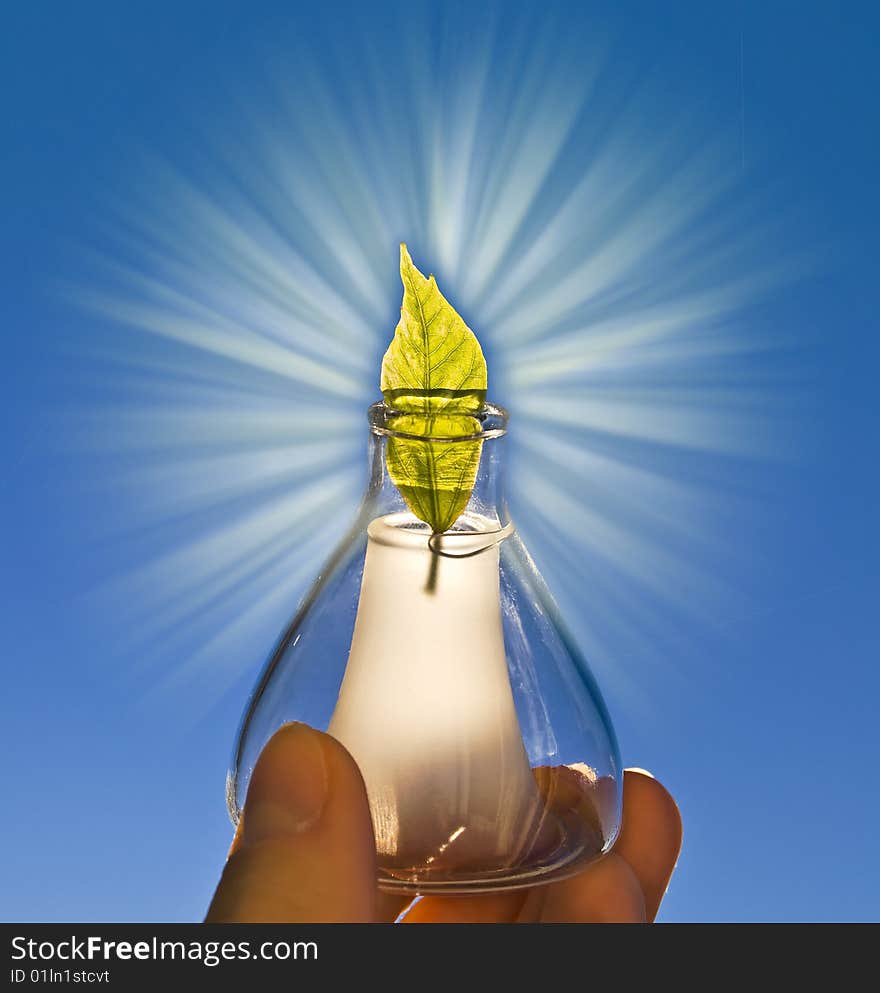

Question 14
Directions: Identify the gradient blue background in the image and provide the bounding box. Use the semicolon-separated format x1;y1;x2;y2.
2;0;878;922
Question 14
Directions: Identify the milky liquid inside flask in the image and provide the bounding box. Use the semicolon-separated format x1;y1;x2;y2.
228;402;622;893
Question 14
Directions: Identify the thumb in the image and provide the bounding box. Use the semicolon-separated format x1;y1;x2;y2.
206;722;377;922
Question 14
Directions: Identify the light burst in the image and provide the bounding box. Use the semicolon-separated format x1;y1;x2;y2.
66;9;799;718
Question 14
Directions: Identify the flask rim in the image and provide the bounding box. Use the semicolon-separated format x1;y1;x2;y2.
367;400;508;442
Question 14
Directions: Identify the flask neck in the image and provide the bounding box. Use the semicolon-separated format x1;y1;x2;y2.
362;402;511;533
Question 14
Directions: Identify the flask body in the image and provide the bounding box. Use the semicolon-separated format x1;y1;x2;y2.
228;404;622;893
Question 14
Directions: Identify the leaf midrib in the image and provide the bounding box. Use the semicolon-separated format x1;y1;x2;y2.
401;265;432;412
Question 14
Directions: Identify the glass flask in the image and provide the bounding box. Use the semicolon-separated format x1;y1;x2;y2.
228;401;622;894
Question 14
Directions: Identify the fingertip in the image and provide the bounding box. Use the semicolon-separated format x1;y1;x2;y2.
615;769;682;922
208;723;378;922
245;723;371;823
241;723;328;846
623;769;683;850
320;727;372;799
253;723;377;856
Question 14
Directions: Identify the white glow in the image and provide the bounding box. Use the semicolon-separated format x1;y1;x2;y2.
64;11;801;716
329;514;542;870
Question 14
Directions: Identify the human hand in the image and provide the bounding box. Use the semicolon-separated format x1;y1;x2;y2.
206;723;682;923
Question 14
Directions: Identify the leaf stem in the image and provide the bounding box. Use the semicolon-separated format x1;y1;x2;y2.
424;536;441;594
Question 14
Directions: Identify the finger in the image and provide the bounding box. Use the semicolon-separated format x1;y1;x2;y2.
613;769;682;921
522;767;681;922
398;766;680;923
397;855;647;924
536;853;647;922
399;891;526;924
206;723;377;923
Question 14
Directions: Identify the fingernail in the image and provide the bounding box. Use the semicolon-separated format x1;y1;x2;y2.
242;723;328;845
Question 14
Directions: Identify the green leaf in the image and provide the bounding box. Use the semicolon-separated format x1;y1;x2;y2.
380;246;487;534
381;244;487;415
385;413;483;536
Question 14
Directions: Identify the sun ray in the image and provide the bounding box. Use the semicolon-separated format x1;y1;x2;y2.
65;7;799;716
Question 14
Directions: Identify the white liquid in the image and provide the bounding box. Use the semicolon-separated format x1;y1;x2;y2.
328;513;543;874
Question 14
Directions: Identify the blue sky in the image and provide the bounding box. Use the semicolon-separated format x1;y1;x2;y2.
1;1;878;922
